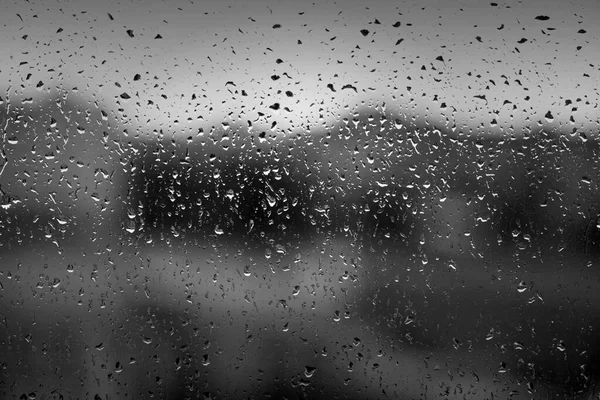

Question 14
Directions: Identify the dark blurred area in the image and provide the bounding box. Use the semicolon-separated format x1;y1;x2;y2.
126;125;318;246
1;94;600;400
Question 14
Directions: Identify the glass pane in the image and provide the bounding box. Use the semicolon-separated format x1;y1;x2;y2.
1;1;599;399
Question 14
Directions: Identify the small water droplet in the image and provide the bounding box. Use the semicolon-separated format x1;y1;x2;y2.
125;220;136;233
292;286;300;296
201;354;210;366
333;310;341;322
498;361;507;373
513;341;524;350
243;265;251;277
452;337;461;349
526;381;534;394
304;366;317;378
275;244;286;254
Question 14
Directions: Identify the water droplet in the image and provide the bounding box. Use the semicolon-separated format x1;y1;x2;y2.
304;366;317;378
526;381;534;394
333;310;341;322
448;260;457;271
498;361;507;373
452;337;461;349
125;220;136;233
513;341;524;350
201;354;210;366
243;265;251;276
1;195;13;210
277;299;288;308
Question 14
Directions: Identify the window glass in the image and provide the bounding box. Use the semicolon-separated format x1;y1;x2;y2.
1;1;599;399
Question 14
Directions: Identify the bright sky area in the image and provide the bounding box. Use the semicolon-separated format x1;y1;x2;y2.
1;0;598;137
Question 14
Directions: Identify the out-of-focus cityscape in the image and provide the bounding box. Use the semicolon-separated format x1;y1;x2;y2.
1;0;600;399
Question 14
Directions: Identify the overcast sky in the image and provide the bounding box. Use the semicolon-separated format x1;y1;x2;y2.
1;0;599;137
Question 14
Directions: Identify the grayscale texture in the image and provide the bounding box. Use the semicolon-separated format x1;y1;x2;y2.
1;1;599;399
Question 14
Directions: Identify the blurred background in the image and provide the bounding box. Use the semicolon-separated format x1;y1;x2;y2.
1;0;600;399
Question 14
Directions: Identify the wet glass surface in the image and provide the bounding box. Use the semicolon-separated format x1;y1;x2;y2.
1;1;600;399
